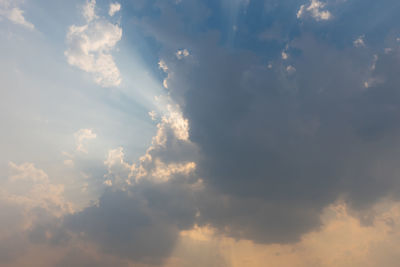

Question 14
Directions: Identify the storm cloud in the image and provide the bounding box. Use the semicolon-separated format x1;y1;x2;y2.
2;0;400;266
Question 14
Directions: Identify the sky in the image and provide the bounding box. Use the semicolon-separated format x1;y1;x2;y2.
1;0;400;266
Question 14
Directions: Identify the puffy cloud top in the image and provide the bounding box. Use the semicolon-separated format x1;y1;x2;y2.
65;0;122;87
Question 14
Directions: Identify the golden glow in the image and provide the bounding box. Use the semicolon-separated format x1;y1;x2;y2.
166;201;400;267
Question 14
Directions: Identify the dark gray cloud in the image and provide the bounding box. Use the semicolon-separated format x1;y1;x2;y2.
138;0;400;245
61;0;400;263
64;179;199;264
62;118;200;264
0;199;68;264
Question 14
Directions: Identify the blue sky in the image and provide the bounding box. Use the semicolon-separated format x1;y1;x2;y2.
2;0;400;266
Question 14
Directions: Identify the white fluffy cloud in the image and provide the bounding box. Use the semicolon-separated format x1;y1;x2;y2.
0;0;34;29
104;147;135;187
130;99;197;185
83;0;96;22
297;0;332;21
65;0;122;87
109;2;121;17
153;104;190;146
151;160;196;182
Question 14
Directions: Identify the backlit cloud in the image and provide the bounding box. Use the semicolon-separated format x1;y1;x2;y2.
3;0;400;266
297;0;332;21
65;0;122;87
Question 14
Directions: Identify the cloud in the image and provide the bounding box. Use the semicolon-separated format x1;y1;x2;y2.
354;35;366;48
134;101;198;184
297;0;332;21
161;104;190;142
149;110;158;121
6;162;72;216
171;200;400;267
65;0;122;87
4;7;34;29
151;160;196;183
64;187;185;264
8;162;48;183
151;24;400;246
4;0;400;265
0;0;34;29
158;59;170;88
0;162;72;264
83;0;97;22
286;65;296;74
109;2;121;17
74;128;96;153
63;102;201;264
0;99;196;264
176;49;190;59
103;147;135;187
281;51;288;60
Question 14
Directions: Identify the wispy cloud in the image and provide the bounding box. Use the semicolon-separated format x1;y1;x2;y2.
74;128;96;153
0;0;34;29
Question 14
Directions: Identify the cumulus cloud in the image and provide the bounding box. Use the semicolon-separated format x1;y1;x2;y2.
0;0;34;29
63;99;200;264
65;0;122;87
109;2;121;17
354;35;366;48
0;108;195;264
134;102;196;183
155;25;400;246
151;160;196;183
297;0;332;21
1;98;197;264
176;49;190;59
6;162;72;216
83;0;97;22
173;201;400;267
5;0;400;266
74;128;96;153
103;147;135;187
